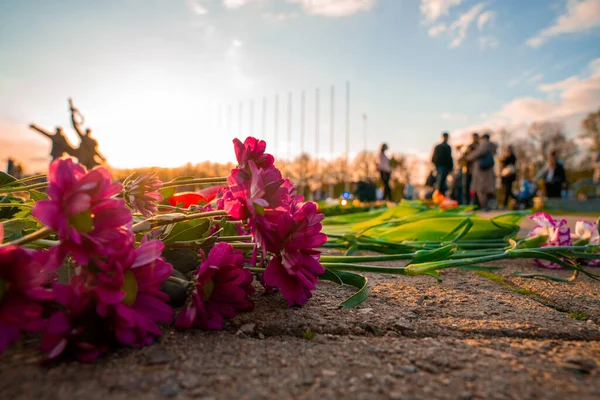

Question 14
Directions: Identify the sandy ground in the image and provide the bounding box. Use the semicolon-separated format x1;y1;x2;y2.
1;214;599;400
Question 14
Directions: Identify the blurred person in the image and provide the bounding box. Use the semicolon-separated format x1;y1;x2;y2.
466;133;497;210
431;132;453;195
461;133;480;206
499;145;517;209
535;151;567;198
377;143;392;201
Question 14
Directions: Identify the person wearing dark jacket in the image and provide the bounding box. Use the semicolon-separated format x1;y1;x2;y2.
535;151;567;198
431;132;453;195
499;145;517;209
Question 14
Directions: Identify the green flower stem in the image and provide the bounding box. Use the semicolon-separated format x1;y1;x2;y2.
320;254;415;263
405;253;508;276
247;267;266;273
11;174;47;185
230;243;256;250
0;226;54;248
132;210;228;233
216;235;252;243
167;276;194;290
0;203;33;208
161;177;228;188
0;182;48;194
321;262;408;274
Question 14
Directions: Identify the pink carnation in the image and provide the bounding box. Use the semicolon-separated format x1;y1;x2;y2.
123;172;163;217
529;212;572;269
262;202;327;306
574;221;600;266
0;245;55;354
93;239;174;347
40;279;112;363
32;158;132;264
223;161;287;220
175;242;254;330
233;137;274;169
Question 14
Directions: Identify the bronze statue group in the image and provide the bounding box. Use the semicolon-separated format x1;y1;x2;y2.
30;99;105;170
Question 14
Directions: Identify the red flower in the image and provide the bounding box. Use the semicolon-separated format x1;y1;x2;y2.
175;243;254;330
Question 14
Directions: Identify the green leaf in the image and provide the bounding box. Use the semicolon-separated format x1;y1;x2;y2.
344;242;358;256
217;217;239;237
2;218;40;241
29;190;48;201
456;265;503;271
158;186;177;201
409;245;454;265
162;218;211;244
0;172;17;189
320;269;369;308
512;272;574;283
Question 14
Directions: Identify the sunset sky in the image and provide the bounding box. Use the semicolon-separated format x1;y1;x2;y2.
1;0;599;172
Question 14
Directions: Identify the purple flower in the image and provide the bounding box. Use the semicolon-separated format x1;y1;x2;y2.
32;158;132;264
175;242;255;330
123;172;163;217
528;212;572;269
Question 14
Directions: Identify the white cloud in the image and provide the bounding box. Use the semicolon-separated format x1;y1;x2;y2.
496;58;600;122
263;11;300;21
508;69;543;87
288;0;375;17
186;0;209;15
527;0;600;48
420;0;463;22
224;0;249;9
479;35;498;49
441;112;468;120
428;23;447;37
448;2;485;48
477;10;495;31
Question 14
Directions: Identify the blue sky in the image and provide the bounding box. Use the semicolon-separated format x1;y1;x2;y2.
1;0;599;171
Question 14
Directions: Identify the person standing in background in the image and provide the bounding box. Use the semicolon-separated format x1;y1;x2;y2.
462;133;480;206
431;132;453;195
467;134;497;210
499;145;517;209
377;143;392;201
535;151;567;198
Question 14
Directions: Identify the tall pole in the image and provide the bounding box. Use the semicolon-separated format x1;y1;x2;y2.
274;94;279;157
227;104;232;135
315;88;320;200
249;99;254;138
262;97;267;140
287;91;292;160
238;101;243;137
363;113;368;179
330;85;335;198
301;90;305;154
345;81;350;192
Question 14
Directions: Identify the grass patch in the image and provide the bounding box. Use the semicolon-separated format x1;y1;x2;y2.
568;311;589;321
475;271;507;285
301;328;316;340
475;271;535;296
